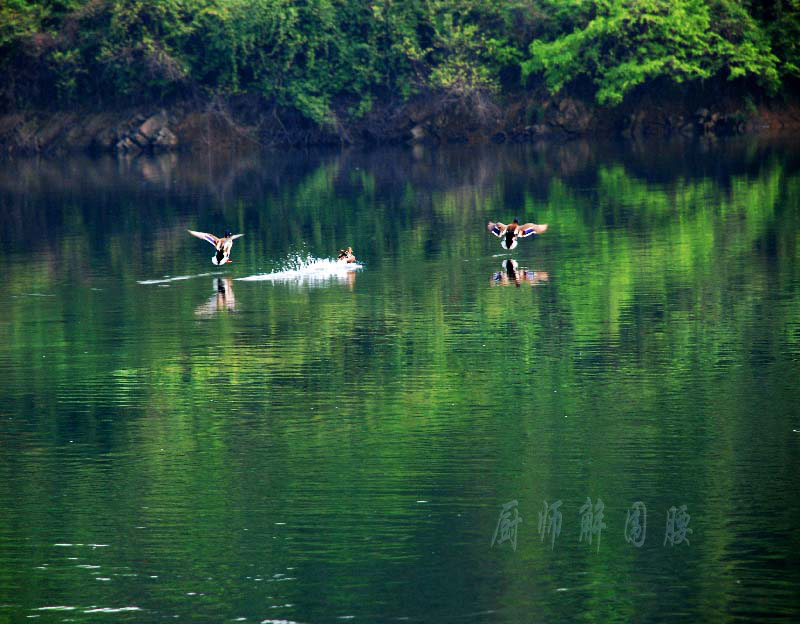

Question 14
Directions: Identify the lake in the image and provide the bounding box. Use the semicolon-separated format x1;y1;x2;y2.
1;138;799;623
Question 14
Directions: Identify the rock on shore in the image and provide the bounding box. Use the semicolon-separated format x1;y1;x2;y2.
1;94;799;156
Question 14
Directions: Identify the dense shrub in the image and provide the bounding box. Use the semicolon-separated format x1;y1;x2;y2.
0;0;796;120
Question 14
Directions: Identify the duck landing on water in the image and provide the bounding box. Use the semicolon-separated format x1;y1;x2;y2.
337;247;356;263
487;218;547;250
188;229;244;265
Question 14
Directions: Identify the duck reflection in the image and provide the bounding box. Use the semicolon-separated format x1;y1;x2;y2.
491;259;549;287
343;269;357;290
195;278;236;316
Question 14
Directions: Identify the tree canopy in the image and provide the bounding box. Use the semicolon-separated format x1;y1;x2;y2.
1;0;797;122
520;0;782;106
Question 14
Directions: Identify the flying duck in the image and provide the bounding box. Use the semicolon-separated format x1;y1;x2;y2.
487;218;547;250
337;247;356;263
188;229;244;265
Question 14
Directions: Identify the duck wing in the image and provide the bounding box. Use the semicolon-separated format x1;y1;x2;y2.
488;222;507;237
188;230;220;247
517;223;548;237
221;234;244;253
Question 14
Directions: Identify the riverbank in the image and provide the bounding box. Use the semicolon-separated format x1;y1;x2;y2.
2;90;799;156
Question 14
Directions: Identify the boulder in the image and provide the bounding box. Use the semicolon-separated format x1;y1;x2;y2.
92;126;118;151
115;137;141;155
409;124;432;144
153;127;178;151
130;131;150;147
81;113;117;149
35;113;75;148
548;97;594;134
138;110;168;141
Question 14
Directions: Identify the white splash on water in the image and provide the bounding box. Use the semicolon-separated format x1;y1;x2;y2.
237;255;361;286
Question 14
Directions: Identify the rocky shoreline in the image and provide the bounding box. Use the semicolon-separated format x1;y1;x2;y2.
2;92;799;156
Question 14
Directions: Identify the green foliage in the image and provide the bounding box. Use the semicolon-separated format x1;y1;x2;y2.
521;0;781;106
0;0;797;120
0;1;42;50
91;0;194;97
747;0;800;78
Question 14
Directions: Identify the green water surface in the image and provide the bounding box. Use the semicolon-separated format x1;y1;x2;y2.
0;139;799;623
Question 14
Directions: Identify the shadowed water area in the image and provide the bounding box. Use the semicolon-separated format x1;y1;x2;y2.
0;139;799;623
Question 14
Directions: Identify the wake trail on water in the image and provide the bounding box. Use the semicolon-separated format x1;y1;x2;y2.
137;272;223;285
237;255;362;284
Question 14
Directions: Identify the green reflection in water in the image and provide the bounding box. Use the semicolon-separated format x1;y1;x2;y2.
0;138;799;623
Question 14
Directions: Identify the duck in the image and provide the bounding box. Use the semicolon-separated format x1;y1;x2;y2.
188;229;244;265
337;247;356;263
487;218;547;250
